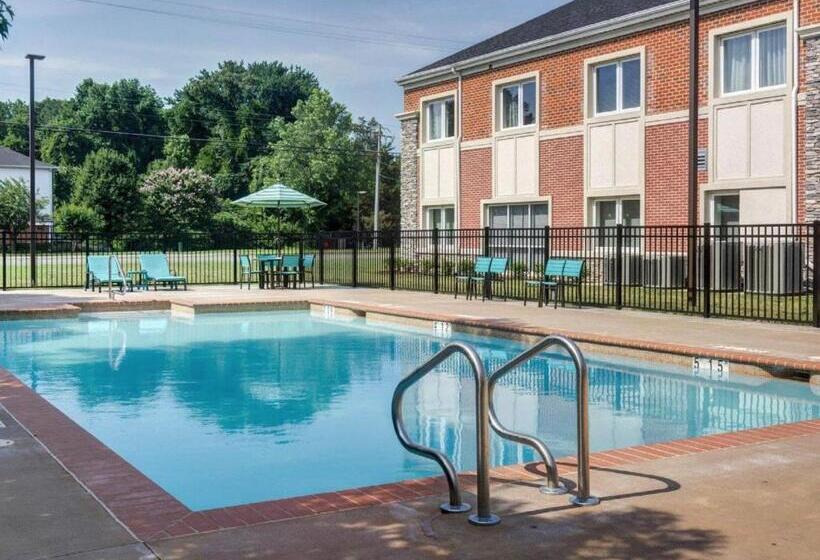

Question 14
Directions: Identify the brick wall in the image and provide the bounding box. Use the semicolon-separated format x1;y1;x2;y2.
459;148;492;228
540;136;584;227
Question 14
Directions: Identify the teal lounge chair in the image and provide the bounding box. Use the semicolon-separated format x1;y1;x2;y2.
86;255;131;293
239;255;262;289
274;255;301;288
486;257;509;301
301;255;316;288
525;259;565;307
139;253;187;291
454;256;492;300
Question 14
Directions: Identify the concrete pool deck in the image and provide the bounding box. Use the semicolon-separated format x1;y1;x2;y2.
1;396;818;559
1;285;818;374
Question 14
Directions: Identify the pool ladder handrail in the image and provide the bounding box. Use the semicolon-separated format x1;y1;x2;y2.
488;334;599;506
391;342;500;526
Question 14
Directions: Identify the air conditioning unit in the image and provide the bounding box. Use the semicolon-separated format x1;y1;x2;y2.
744;241;803;295
698;240;742;291
643;254;686;288
603;254;643;286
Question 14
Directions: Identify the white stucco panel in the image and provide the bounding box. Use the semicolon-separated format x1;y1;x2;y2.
437;146;456;198
614;120;640;188
495;136;517;197
715;104;749;181
740;187;788;224
749;99;785;179
589;123;614;189
514;135;537;195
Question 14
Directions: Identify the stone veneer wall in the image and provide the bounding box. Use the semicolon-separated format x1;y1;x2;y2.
399;114;420;230
807;37;820;222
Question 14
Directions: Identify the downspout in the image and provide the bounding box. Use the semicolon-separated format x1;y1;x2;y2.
452;66;463;228
792;0;800;221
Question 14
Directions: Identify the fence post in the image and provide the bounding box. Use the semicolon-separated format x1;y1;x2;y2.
389;232;396;291
298;237;305;284
543;225;551;264
703;223;712;319
433;227;440;294
232;246;238;285
84;237;91;290
318;234;325;285
2;231;6;291
483;226;490;257
813;220;819;328
352;230;359;288
615;224;623;310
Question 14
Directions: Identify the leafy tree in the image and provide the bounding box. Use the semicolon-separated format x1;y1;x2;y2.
42;79;166;175
0;98;68;158
140;167;218;236
0;177;45;249
73;148;139;239
0;1;13;41
167;60;318;199
54;203;102;237
251;89;398;231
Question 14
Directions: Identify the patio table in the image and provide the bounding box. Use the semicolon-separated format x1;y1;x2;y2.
256;255;282;289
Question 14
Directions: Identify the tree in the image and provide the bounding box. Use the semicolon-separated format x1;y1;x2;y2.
251;89;397;231
167;61;318;199
0;1;13;41
73;148;139;239
54;203;102;237
140;167;218;236
42;79;166;177
0;177;44;249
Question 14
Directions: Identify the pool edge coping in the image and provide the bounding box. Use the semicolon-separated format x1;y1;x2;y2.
2;365;819;543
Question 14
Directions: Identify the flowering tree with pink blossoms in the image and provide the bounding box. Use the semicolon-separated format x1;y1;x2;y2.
140;167;218;237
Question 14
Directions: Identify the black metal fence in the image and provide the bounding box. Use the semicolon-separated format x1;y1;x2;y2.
1;222;818;326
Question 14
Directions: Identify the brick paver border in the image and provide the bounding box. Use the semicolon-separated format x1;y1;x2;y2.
1;366;818;542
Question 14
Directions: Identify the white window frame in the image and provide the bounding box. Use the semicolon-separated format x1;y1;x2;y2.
424;205;455;229
485;202;550;230
424;97;455;142
719;24;787;97
709;192;740;224
593;56;641;117
497;80;537;131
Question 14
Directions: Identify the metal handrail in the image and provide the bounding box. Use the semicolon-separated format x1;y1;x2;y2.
488;335;599;506
391;342;500;526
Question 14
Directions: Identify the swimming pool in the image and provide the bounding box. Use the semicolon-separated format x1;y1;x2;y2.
0;310;817;511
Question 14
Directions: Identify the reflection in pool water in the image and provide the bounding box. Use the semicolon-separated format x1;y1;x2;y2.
0;311;817;511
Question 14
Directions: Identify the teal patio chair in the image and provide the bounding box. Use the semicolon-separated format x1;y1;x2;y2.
486;257;509;301
86;255;131;293
139;253;187;291
239;255;262;289
454;256;492;300
560;259;585;308
524;259;565;307
274;254;301;288
301;255;316;288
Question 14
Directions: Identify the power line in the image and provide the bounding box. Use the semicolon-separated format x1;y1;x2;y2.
146;0;468;48
66;0;455;52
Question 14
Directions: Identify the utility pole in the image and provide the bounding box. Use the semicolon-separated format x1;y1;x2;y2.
686;1;699;307
356;190;366;231
26;54;45;288
373;126;381;248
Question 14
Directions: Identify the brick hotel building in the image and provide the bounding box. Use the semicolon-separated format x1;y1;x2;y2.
396;0;820;233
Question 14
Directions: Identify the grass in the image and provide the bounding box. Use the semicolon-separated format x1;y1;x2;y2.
2;248;814;324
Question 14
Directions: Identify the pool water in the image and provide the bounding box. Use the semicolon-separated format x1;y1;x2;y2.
0;311;817;511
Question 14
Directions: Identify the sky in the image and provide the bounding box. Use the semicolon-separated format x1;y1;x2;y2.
0;0;568;144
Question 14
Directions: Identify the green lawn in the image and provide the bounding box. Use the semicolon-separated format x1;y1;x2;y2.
2;248;814;324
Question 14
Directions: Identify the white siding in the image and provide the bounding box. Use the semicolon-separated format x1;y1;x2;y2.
0;167;54;220
421;145;456;201
588;119;640;190
494;133;537;197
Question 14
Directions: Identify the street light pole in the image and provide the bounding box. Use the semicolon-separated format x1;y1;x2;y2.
26;54;45;288
356;190;366;231
686;1;699;307
373;127;381;235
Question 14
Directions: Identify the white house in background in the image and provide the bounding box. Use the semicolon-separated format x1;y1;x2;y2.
0;146;56;222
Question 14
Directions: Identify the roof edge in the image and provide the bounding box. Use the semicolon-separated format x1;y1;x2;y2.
397;0;755;89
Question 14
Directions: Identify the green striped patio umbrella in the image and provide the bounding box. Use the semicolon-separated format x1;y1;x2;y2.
232;184;326;209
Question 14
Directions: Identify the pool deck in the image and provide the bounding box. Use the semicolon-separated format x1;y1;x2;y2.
1;285;819;559
1;285;818;374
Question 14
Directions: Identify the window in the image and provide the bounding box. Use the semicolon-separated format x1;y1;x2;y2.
594;57;641;115
425;206;455;230
425;98;455;142
721;25;786;95
498;80;536;130
486;202;548;229
594;198;641;247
